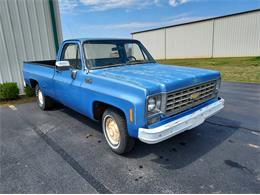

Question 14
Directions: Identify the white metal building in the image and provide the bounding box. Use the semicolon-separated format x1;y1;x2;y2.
0;0;63;92
132;9;260;59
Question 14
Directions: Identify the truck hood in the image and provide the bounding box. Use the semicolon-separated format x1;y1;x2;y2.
93;63;220;94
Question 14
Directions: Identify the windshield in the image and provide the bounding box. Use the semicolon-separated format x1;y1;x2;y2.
83;40;155;69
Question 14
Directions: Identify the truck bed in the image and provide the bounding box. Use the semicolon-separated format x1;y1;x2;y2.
23;60;56;98
24;60;56;67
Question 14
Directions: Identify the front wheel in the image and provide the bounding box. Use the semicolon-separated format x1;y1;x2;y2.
102;108;135;154
35;85;54;110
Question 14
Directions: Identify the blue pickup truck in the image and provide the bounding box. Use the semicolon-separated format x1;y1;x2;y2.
23;38;224;154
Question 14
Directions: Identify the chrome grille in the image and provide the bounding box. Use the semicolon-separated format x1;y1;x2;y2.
165;80;217;115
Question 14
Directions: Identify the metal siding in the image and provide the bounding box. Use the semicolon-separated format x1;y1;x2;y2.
0;14;12;83
133;29;165;59
0;0;20;86
165;20;213;59
213;11;260;57
132;10;260;59
0;0;62;93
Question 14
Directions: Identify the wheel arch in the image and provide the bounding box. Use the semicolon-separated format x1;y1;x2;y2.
92;101;127;122
29;79;38;88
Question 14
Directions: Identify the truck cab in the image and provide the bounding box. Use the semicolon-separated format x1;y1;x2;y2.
23;38;224;154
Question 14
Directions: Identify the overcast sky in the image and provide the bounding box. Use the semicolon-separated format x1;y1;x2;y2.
58;0;260;40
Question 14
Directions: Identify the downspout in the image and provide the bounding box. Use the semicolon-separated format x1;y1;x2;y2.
211;19;215;58
164;28;166;60
49;0;59;53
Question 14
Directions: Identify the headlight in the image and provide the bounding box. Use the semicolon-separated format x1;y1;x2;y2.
147;97;156;112
147;95;161;115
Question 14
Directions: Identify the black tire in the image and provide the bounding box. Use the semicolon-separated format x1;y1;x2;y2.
102;108;135;154
35;85;54;110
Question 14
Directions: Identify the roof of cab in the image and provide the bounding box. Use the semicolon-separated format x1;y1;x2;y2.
63;38;137;43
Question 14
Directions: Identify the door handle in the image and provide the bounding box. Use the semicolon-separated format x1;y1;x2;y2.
85;78;92;84
71;70;78;80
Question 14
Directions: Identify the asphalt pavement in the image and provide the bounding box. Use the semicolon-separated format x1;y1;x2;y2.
0;81;260;193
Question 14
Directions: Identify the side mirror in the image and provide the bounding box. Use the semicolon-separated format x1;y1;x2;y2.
55;61;70;71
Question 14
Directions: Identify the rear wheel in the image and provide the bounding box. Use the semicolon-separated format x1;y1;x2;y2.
102;108;135;154
35;85;54;110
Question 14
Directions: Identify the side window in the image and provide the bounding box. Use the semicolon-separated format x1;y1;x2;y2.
61;44;81;69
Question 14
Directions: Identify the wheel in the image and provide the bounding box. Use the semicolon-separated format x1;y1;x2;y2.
35;85;54;110
102;108;135;154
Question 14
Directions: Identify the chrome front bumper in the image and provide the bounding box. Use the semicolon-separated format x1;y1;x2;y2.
138;98;224;144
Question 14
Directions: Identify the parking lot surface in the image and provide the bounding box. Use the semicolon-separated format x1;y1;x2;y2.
1;82;260;193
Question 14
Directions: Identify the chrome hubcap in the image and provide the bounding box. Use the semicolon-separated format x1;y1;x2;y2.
105;116;120;146
38;89;44;105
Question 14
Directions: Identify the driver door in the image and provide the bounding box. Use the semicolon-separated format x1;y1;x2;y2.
54;42;83;109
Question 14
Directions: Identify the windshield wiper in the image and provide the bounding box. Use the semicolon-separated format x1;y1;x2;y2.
91;63;125;69
92;61;154;70
125;60;152;65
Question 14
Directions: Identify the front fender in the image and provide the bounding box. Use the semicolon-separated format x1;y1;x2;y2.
91;97;138;137
79;74;147;138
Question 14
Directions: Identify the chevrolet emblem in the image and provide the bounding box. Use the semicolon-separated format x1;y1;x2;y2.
190;93;200;100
